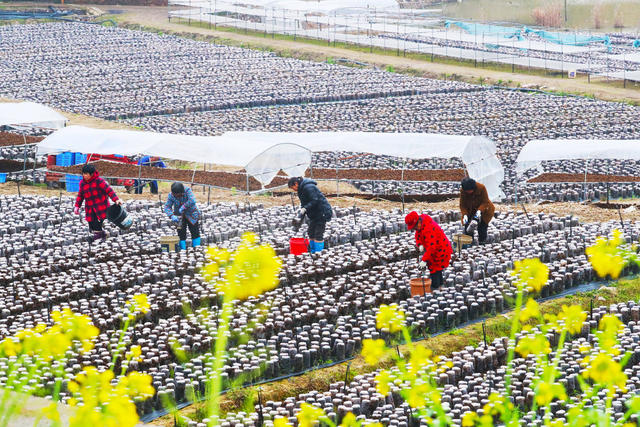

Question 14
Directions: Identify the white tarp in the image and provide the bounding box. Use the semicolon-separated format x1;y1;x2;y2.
170;0;398;13
38;127;504;200
516;139;640;176
0;102;67;129
36;125;295;165
222;131;505;200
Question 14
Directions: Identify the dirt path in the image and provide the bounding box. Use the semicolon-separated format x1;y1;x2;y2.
105;5;640;105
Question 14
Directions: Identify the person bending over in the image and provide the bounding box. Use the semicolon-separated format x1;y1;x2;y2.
405;211;452;290
288;177;332;253
460;177;495;244
74;164;122;242
164;182;201;250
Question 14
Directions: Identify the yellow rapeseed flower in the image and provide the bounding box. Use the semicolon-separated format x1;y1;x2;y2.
535;381;567;406
297;403;325;427
408;346;434;374
41;403;60;423
0;337;20;357
376;304;405;333
515;334;551;358
39;328;72;360
519;298;540;323
339;412;359;427
206;246;231;264
405;381;430;408
362;339;386;365
597;314;623;354
273;417;292;427
127;345;142;361
219;233;282;300
585;230;627;279
130;294;150;315
53;308;100;342
68;366;154;427
461;411;478;427
120;371;155;398
558;305;587;335
511;258;548;292
375;370;392;396
582;353;627;390
482;393;514;418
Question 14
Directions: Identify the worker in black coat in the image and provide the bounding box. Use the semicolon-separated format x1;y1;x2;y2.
288;177;332;253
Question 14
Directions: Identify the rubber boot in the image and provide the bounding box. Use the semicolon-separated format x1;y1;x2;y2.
179;240;187;251
192;237;201;247
308;240;316;254
315;241;324;252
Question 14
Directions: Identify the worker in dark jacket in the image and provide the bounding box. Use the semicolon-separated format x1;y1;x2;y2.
459;177;495;244
288;177;332;253
135;156;166;194
163;182;201;250
73;164;122;241
405;211;452;290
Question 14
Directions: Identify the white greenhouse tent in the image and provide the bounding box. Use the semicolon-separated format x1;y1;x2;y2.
37;126;505;200
0;102;67;129
516;139;640;176
515;139;640;202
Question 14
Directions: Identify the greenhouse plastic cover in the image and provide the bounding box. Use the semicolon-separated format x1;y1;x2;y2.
170;0;398;12
0;102;67;129
38;127;504;200
445;21;523;40
516;139;640;176
524;28;610;46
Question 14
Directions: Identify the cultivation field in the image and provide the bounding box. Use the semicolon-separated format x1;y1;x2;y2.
1;14;640;426
0;192;638;425
1;23;640;202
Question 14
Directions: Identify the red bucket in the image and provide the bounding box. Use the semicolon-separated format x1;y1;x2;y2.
289;238;309;255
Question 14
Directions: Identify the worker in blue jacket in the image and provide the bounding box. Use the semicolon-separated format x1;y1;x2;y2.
163;182;201;250
135;156;166;194
288;177;332;253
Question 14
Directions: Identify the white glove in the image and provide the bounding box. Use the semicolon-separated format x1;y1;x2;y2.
297;207;306;218
418;261;427;270
418;245;424;252
73;206;80;215
462;215;468;224
475;210;482;220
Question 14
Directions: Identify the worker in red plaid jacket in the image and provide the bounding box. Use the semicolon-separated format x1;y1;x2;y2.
74;164;122;241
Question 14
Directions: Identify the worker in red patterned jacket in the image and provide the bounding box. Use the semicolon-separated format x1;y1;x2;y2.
405;211;452;290
73;164;122;241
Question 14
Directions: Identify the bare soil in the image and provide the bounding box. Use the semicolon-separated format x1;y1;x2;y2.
0;159;38;173
0;132;43;147
50;161;289;190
